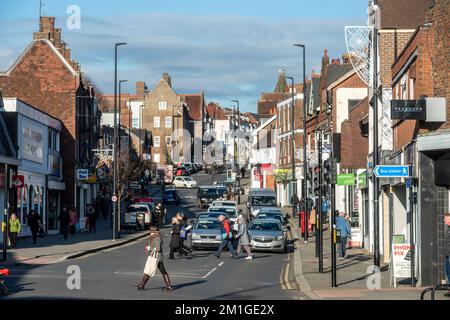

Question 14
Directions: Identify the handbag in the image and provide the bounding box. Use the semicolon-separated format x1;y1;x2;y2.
143;248;158;277
180;226;187;240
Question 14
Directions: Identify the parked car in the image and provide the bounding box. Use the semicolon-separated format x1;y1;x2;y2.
197;212;229;220
173;176;198;189
247;188;277;218
163;188;181;205
255;212;288;225
248;218;288;253
257;207;288;224
191;218;223;250
123;204;153;230
197;186;223;208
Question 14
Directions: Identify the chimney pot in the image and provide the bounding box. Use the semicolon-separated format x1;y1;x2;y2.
40;16;55;33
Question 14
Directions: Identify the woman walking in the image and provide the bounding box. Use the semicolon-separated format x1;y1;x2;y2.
26;210;42;244
236;215;253;260
134;226;172;291
69;208;78;235
8;214;21;249
169;217;187;259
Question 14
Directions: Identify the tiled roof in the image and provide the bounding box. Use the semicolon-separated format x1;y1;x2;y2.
326;64;354;87
99;94;136;112
312;77;321;109
181;94;203;121
244;112;259;124
130;128;152;142
377;0;432;29
206;103;228;120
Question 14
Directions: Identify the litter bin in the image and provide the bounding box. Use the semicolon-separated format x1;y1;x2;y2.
136;212;145;231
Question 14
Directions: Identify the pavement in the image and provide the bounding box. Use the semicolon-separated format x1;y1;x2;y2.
0;184;163;266
287;211;450;300
1;172;305;300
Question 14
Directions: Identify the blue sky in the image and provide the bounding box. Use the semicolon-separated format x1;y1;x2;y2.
0;0;368;112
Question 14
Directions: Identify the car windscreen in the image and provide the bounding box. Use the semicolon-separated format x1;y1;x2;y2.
184;177;193;181
256;214;282;222
127;206;147;213
251;195;277;207
200;188;219;196
165;191;176;197
209;207;237;217
195;220;222;230
249;221;281;231
217;187;227;195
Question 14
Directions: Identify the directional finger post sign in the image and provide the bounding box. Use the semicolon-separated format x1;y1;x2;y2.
374;165;410;178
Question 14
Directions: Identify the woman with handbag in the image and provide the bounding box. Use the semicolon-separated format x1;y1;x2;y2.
169;217;188;259
135;226;172;291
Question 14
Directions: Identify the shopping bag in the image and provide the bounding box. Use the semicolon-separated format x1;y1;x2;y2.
143;248;158;277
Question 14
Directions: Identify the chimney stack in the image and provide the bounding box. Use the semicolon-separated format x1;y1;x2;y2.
136;81;146;100
162;73;172;87
39;16;55;33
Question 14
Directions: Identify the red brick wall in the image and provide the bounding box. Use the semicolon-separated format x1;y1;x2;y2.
0;40;79;205
427;0;450;129
341;99;369;169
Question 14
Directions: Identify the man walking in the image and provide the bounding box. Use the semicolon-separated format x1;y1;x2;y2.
336;211;351;260
214;215;236;259
57;207;70;240
156;203;166;228
444;212;450;297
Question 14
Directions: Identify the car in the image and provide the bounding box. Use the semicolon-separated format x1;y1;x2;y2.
248;218;289;253
247;188;277;218
163;188;181;205
207;206;239;231
173;176;198;189
210;200;238;210
197;186;223;208
123;204;153;230
215;181;244;195
255;212;287;225
191;218;223;250
175;167;189;176
197;212;229;220
258;207;288;224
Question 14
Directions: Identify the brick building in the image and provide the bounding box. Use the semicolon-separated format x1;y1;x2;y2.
0;16;100;218
385;0;449;286
257;70;290;122
141;73;190;165
181;93;205;163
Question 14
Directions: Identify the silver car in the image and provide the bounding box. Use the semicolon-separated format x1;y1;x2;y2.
191;218;223;250
248;218;288;253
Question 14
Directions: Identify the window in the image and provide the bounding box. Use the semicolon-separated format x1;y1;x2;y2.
154;136;161;148
132;118;139;128
154;117;160;128
154;153;160;163
159;101;167;110
165;116;172;128
165;136;172;145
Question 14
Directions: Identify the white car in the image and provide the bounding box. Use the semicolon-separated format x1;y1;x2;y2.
210;200;238;210
173;176;198;189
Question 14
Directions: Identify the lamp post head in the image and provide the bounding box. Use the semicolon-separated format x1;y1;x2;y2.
293;44;305;48
116;42;127;47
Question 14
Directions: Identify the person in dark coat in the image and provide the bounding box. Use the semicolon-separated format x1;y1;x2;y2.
57;207;71;240
176;212;192;259
156;203;166;228
169;217;188;259
86;204;96;233
26;210;42;244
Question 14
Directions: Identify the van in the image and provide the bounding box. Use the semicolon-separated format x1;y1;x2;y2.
247;188;277;218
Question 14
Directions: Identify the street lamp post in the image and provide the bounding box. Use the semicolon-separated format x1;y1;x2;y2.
285;77;297;227
231;100;241;205
113;42;127;241
117;79;127;239
294;43;308;243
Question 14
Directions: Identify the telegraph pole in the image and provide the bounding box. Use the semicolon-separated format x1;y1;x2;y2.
318;130;324;273
371;2;381;267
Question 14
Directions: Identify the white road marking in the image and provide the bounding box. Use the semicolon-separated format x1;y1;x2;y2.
202;267;217;279
218;262;224;267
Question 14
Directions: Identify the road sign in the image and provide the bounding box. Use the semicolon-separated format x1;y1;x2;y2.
111;195;118;202
337;174;356;186
374;165;410;178
12;175;24;188
406;179;412;189
77;169;89;180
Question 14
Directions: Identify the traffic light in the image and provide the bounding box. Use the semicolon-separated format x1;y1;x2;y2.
324;158;337;185
313;166;320;197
